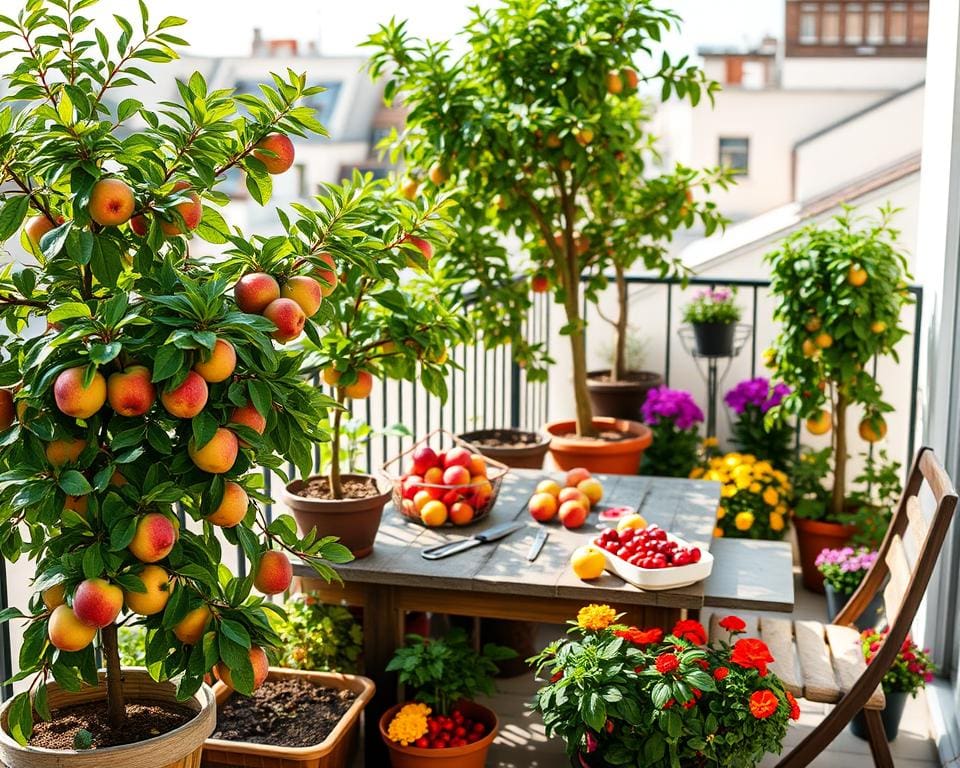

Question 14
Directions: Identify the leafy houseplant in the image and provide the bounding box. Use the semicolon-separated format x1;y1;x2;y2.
846;449;902;549
530;606;798;767
682;287;741;357
275;593;363;674
815;547;882;629
639;387;704;478
724;378;794;471
366;0;721;463
0;0;363;761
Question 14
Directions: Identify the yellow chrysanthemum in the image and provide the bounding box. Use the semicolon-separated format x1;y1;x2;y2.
748;482;762;494
577;604;618;631
714;526;725;537
717;505;727;519
735;475;751;490
690;467;704;479
724;453;743;468
705;470;723;482
773;470;788;484
721;484;737;498
763;487;780;506
734;511;755;531
709;458;723;469
731;464;752;479
774;504;788;517
769;512;785;532
754;461;772;475
740;454;757;465
387;702;431;745
703;436;719;448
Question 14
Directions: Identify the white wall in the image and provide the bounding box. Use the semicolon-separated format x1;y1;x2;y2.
782;56;927;90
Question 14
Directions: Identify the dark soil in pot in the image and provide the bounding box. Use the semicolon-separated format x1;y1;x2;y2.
458;428;550;470
296;476;380;500
30;701;194;750
586;369;663;421
213;678;357;748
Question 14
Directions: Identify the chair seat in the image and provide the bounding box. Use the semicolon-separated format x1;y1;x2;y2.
708;614;885;710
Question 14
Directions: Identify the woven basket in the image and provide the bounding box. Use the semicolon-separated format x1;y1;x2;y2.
0;667;215;768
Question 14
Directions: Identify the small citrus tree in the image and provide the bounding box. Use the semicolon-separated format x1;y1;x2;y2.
366;0;721;436
766;206;913;521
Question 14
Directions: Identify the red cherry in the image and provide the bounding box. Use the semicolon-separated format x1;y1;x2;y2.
415;738;429;748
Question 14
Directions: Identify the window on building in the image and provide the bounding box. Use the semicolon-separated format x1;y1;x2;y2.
911;3;929;44
867;3;886;44
889;3;908;43
799;3;819;44
718;137;749;176
821;3;841;44
845;3;864;44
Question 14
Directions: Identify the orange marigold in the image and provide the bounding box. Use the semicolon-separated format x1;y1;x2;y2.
577;604;618;631
749;689;779;719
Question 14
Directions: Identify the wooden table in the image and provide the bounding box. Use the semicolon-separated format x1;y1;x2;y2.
290;470;785;766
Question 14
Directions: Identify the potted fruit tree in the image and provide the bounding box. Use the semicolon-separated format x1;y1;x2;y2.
366;0;722;474
766;206;913;591
280;176;470;557
0;2;353;765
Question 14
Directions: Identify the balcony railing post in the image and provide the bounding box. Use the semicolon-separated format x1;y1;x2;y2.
510;350;522;429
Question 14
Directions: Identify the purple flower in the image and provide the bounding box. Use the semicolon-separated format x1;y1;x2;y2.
724;377;792;415
641;387;704;431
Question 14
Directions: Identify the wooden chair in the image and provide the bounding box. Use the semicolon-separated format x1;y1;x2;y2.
707;447;957;768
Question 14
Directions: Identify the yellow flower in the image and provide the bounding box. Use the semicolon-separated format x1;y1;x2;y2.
740;454;757;465
716;505;727;519
690;467;705;479
734;511;755;531
763;487;780;506
774;504;788;517
714;526;725;537
754;461;772;475
387;702;431;745
705;470;723;482
735;475;751;490
731;464;752;480
724;453;743;468
749;482;762;494
577;604;618;631
773;470;788;484
770;512;785;532
721;484;737;498
703;436;719;448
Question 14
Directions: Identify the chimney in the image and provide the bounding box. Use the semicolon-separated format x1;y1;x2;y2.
252;28;264;56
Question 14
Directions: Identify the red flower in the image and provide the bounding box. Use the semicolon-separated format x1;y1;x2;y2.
731;638;775;677
663;698;675;709
786;691;801;721
695;658;709;670
615;627;664;646
749;689;779;719
672;619;707;645
719;615;746;633
655;653;680;675
713;666;729;681
682;698;696;709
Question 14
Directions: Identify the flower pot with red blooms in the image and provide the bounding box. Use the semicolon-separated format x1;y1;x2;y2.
531;606;799;767
381;630;514;767
0;1;360;760
639;387;704;478
850;628;936;742
382;429;509;528
682;288;741;358
368;3;732;450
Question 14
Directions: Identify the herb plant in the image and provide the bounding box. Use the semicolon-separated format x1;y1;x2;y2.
274;594;362;674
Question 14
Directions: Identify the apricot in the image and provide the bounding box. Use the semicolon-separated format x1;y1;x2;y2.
130;214;148;237
159;181;202;236
208;481;248;527
401;234;433;267
558;487;590;509
73;577;123;628
344;371;373;399
442;465;471;486
315;252;338;296
617;513;648;533
859;417;887;443
192;338;237;384
413;490;434;512
124;565;172;615
48;604;97;652
571;545;606;580
262;297;306;343
110;470;128;487
468;454;487;478
161;371;209;418
25;214;61;250
54;366;107;419
229;402;267;446
46;437;87;467
529;491;558;522
400;177;419;200
559;500;588;529
622;67;639;90
235;272;281;314
449;501;474;525
89;178;135;227
444;447;472;469
253;550;293;595
577;478;604;507
536;479;562;498
545;133;562;149
64;494;89;518
107;365;156;417
806;410;832;436
280;275;323;318
848;266;868;287
188;427;239;474
128;512;178;563
253;133;295;174
565;467;592;487
420;500;448;526
173;604;211;644
41;583;66;611
322;368;341;386
471;477;493;506
216;645;269;691
0;389;13;430
606;70;624;94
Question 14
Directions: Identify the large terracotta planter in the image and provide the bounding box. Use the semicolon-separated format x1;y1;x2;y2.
458;428;550;469
0;667;215;768
795;517;856;593
586;370;663;421
204;667;375;768
545;417;652;475
379;700;497;768
283;474;390;558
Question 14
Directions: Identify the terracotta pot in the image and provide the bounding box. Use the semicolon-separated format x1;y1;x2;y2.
795;517;856;593
586;370;663;421
283;474;390;559
380;700;498;768
692;322;736;357
458;428;550;469
545;417;652;475
0;667;215;768
204;667;375;768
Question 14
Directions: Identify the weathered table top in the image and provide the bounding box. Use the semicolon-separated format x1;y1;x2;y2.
290;469;723;610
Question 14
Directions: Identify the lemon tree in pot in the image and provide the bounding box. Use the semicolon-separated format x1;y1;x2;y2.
0;1;352;764
366;0;724;474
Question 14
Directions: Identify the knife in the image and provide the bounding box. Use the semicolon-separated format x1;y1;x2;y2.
527;527;548;562
421;522;525;560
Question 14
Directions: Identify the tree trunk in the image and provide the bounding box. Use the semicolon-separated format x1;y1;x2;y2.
562;245;595;437
101;623;126;729
830;391;849;520
329;389;346;500
613;265;628;382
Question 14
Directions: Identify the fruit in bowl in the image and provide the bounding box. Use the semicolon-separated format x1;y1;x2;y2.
528;467;604;529
594;525;702;569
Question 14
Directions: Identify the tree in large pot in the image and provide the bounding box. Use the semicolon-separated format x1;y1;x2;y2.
0;2;351;765
765;206;913;592
366;0;722;474
281;176;470;558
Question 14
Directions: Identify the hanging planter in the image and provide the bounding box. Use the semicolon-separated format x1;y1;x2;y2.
691;321;736;357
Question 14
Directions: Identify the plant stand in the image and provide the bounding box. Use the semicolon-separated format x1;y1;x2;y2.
677;323;752;438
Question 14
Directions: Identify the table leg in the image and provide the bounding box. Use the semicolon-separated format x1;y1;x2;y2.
364;584;402;768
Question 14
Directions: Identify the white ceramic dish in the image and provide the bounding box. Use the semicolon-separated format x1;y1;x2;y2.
594;532;714;591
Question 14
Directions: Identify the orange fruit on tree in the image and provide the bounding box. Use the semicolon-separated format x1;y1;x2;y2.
802;338;818;357
848;266;868;286
859;417;887;443
804;316;822;333
570;545;606;580
805;409;832;436
815;332;833;349
870;320;887;334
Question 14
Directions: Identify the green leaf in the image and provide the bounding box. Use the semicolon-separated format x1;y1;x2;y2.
583;691;606;732
151;345;185;382
0;195;30;242
47;302;92;322
219;618;251;649
82;544;104;579
58;470;92;496
7;692;33;745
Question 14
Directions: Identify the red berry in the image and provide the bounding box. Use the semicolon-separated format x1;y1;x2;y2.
415;738;429;748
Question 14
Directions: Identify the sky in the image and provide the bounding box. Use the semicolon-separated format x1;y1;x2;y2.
0;0;784;61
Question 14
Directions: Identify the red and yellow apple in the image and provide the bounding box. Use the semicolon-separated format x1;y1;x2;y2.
54;366;107;419
262;297;306;343
207;481;248;527
280;275;323;317
235;272;281;314
160;371;209;418
107;365;156;417
253;550;293;595
124;565;173;616
73;577;123;628
48;604;97;652
128;512;178;563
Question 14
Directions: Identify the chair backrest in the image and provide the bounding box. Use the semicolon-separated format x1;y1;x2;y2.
835;448;958;641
